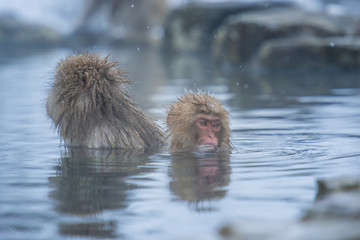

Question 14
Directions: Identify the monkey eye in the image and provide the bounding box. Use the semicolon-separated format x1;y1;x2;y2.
196;118;208;129
196;118;222;131
199;119;208;127
211;120;222;131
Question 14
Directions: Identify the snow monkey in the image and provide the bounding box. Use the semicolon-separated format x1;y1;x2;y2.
167;91;232;153
46;53;231;153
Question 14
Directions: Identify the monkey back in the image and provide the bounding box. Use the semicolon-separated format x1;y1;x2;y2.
46;53;165;149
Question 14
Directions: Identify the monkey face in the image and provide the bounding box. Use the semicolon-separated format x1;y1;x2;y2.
194;114;222;152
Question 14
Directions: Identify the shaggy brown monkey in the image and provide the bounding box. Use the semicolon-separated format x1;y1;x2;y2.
46;53;165;149
47;53;231;152
167;92;232;153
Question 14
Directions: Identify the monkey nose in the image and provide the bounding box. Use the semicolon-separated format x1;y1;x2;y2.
206;134;218;147
208;131;217;142
207;129;214;137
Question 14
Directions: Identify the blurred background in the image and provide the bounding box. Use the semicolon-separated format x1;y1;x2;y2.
2;0;360;82
1;1;360;240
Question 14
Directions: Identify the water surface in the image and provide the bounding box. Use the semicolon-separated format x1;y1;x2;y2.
0;47;359;240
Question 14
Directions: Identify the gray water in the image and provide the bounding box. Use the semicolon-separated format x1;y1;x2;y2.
0;47;359;240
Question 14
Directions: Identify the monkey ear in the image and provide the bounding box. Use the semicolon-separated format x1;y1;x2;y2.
79;72;91;91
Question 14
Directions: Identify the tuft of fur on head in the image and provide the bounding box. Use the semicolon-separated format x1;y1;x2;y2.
46;52;165;149
166;90;232;152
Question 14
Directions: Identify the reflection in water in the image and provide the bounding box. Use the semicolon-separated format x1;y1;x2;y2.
169;153;231;212
58;221;117;239
48;148;155;238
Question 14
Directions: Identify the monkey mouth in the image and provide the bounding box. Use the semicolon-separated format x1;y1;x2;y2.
197;144;218;153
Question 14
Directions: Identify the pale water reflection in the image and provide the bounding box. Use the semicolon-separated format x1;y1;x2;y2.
0;47;359;240
169;153;231;212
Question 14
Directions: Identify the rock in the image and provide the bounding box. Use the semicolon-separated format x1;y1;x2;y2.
72;0;168;45
163;1;292;51
303;175;360;220
218;175;360;240
0;15;61;47
218;220;360;240
254;36;360;71
212;7;360;69
317;174;360;196
164;1;360;73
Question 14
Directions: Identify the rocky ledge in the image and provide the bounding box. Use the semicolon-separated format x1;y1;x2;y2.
164;1;360;72
219;175;360;240
0;15;61;48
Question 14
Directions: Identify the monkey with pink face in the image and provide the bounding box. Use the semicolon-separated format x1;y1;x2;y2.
167;91;231;153
46;53;232;153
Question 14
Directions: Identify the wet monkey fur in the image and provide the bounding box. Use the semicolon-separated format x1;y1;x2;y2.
46;53;231;152
46;53;165;149
167;92;232;153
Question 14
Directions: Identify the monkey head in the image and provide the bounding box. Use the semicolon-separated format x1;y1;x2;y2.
167;91;232;153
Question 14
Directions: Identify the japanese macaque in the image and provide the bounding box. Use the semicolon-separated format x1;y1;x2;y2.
46;53;231;153
167;92;232;153
46;52;165;149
